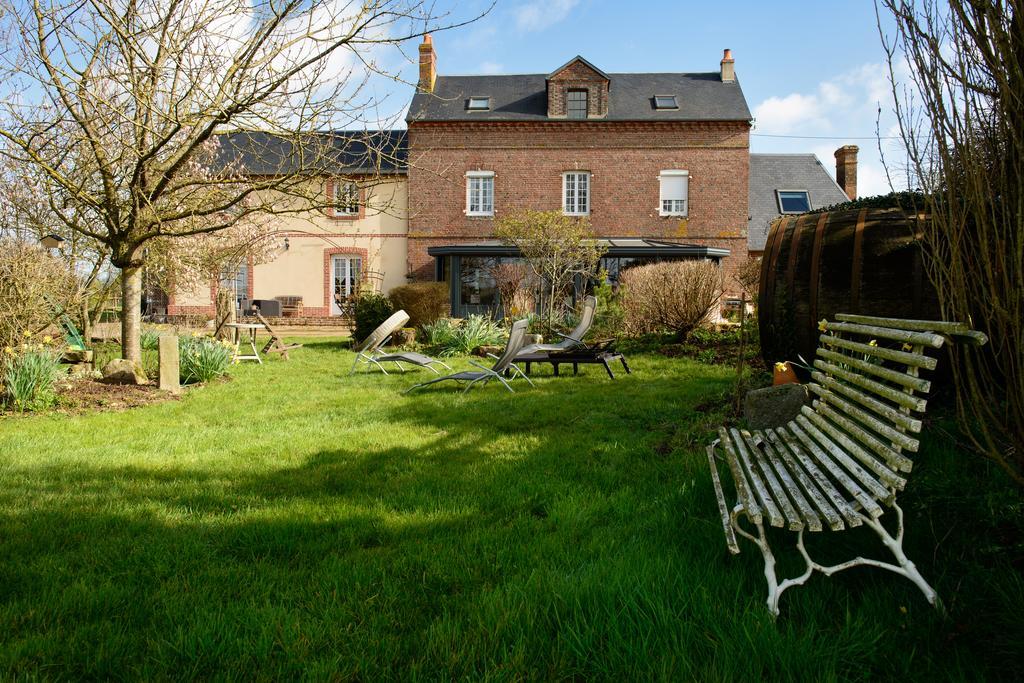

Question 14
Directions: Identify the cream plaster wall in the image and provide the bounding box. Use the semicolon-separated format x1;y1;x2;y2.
169;177;408;314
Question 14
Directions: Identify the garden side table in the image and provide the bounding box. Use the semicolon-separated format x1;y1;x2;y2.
226;323;263;364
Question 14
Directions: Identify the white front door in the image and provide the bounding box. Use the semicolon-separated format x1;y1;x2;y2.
331;255;362;315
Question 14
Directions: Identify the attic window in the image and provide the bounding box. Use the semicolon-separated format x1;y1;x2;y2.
654;95;678;110
466;96;491;111
777;190;811;213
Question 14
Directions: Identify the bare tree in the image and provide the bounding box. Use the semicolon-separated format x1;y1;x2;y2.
880;0;1024;485
0;157;116;341
0;0;484;362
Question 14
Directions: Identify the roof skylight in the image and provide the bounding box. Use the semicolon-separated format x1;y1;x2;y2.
466;96;491;111
654;95;678;110
778;190;811;213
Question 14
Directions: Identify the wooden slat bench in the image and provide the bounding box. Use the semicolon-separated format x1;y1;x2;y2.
707;314;987;616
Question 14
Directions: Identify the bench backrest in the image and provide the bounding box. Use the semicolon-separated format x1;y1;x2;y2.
804;314;987;492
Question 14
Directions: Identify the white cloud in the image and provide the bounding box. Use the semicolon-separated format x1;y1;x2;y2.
751;62;913;197
514;0;580;32
754;93;828;134
478;61;504;75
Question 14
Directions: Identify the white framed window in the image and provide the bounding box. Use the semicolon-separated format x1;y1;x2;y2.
331;255;362;314
659;170;689;216
465;171;495;216
563;171;590;215
466;96;491;111
777;190;811;213
333;179;359;215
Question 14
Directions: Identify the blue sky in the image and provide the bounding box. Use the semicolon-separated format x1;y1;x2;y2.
391;0;908;196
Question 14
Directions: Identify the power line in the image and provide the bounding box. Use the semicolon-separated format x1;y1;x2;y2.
752;133;904;140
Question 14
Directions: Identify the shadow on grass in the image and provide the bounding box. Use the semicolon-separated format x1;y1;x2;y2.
1;349;1021;679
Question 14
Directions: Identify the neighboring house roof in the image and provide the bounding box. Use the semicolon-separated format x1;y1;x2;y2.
407;73;751;123
748;153;849;252
215;130;407;175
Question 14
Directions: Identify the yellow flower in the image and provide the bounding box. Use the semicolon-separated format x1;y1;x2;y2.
3;346;13;356
42;335;52;344
818;319;828;332
902;343;913;352
868;339;878;347
774;361;788;372
22;330;31;338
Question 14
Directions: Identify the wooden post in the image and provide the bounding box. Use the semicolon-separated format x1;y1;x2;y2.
158;335;181;394
735;292;747;414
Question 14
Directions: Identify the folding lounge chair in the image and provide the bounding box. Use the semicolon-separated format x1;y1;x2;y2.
405;319;533;394
349;310;452;376
516;296;597;357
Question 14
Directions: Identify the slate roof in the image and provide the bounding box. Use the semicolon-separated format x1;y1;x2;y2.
748;154;849;251
215;130;407;175
407;72;751;123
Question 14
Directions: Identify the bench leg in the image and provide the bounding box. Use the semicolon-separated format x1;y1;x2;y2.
832;503;942;611
733;499;942;618
732;511;795;617
602;359;615;379
619;356;631;374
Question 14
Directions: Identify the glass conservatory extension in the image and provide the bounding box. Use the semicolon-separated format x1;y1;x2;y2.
428;238;730;318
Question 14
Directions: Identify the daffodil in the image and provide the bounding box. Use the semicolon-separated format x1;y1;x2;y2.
902;343;913;352
868;339;878;347
22;330;32;338
43;335;52;344
774;361;788;372
3;346;13;356
818;319;828;332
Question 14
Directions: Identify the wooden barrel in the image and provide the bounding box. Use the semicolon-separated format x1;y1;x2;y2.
758;207;940;365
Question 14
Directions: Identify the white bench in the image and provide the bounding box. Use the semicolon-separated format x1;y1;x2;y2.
707;314;987;616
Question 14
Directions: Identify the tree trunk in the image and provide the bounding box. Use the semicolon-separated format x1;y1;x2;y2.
80;297;92;345
121;265;143;363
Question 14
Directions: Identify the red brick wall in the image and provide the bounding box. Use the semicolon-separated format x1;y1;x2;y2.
407;120;750;291
547;60;609;118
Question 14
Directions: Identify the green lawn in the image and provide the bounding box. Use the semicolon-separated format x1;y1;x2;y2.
0;339;1021;680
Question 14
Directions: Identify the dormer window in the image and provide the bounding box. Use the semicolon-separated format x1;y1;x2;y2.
777;190;811;213
466;96;491;111
567;89;588;119
654;95;678;110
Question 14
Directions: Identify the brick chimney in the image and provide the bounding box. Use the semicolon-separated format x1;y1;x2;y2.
720;48;735;83
834;145;859;199
418;34;436;93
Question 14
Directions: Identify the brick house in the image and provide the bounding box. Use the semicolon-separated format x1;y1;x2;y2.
406;37;754;315
167;131;409;321
168;36;859;322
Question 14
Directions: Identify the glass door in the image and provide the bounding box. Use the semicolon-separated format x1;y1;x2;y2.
331;256;362;315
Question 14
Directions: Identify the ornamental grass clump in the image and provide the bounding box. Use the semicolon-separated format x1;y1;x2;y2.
140;327;162;350
178;335;233;384
2;333;64;411
422;315;506;357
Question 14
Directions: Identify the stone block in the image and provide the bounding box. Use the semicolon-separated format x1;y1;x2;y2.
158;335;181;394
101;358;148;385
743;384;810;431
